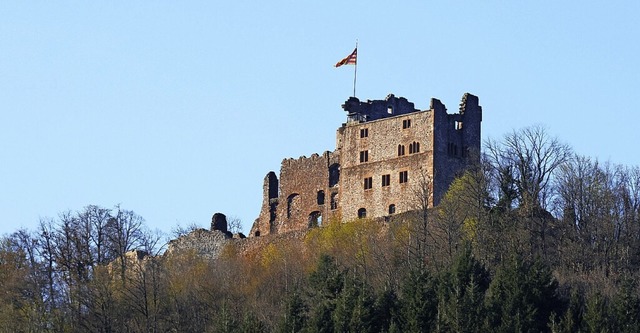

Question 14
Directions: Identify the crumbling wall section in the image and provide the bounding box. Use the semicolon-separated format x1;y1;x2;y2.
250;92;481;235
251;151;339;236
432;93;482;204
250;172;279;237
274;151;334;233
342;94;419;123
165;228;232;260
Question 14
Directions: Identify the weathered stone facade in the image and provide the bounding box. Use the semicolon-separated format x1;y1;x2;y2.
250;93;482;237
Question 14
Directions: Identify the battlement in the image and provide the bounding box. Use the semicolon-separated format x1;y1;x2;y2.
342;94;419;123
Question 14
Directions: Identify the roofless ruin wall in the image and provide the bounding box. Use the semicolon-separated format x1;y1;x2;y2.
250;93;482;237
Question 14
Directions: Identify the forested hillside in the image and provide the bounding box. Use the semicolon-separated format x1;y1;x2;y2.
2;125;640;332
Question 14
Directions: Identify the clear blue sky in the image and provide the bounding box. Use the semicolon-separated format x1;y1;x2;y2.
2;2;639;238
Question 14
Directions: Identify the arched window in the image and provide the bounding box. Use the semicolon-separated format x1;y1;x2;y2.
329;163;340;187
330;192;338;210
357;208;367;219
388;204;396;214
287;193;299;219
398;144;405;156
409;142;420;154
309;211;322;227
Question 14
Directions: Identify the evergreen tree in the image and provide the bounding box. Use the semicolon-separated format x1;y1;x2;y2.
372;289;400;333
485;255;559;332
279;291;307;333
400;268;437;332
332;275;375;333
611;277;640;333
584;292;611;333
306;255;344;333
437;243;490;333
554;287;586;333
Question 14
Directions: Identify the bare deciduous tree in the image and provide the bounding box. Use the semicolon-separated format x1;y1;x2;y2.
486;125;572;212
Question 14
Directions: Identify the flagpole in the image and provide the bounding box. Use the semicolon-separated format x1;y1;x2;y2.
353;40;358;97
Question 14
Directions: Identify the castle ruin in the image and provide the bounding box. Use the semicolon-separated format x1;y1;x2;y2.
250;93;482;237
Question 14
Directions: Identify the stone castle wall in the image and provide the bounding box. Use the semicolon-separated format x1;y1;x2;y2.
250;93;482;236
250;152;340;236
337;109;436;220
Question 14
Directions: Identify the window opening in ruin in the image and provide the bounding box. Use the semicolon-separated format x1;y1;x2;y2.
330;192;338;210
360;128;369;138
287;193;299;219
398;144;405;156
409;141;421;154
309;211;322;228
364;177;373;190
399;171;408;184
448;143;459;156
255;231;261;237
358;208;367;219
382;174;391;187
360;150;369;163
403;119;412;129
317;190;325;205
329;163;340;187
415;142;420;153
388;204;396;214
387;106;393;114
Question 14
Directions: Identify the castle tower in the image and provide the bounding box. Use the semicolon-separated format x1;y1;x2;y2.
250;93;482;236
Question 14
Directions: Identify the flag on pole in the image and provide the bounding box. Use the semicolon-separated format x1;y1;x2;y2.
335;48;357;67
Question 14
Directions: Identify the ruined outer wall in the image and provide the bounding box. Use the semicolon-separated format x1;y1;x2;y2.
432;93;482;204
250;172;278;237
275;152;337;233
251;152;339;236
165;229;232;260
338;109;435;220
250;92;481;235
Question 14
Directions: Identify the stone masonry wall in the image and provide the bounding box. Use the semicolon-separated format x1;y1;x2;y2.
249;93;481;236
432;93;483;204
251;151;340;236
338;108;436;220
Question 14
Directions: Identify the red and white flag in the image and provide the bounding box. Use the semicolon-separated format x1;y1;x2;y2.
335;48;357;67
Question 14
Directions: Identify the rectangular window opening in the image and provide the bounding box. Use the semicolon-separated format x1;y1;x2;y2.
399;171;408;184
364;177;373;190
382;174;391;187
359;150;369;163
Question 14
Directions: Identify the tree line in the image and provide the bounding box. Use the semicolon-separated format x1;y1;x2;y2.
2;125;640;332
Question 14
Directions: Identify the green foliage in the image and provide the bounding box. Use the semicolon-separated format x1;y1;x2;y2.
400;268;437;332
485;255;559;332
437;243;490;333
6;144;640;333
611;277;640;332
584;292;612;333
279;292;307;333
